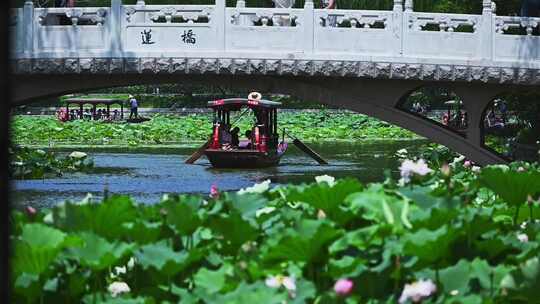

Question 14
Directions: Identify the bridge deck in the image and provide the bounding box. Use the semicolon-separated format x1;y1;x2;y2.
9;1;540;85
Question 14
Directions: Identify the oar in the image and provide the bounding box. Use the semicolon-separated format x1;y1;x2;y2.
282;129;328;165
185;139;211;164
185;108;250;164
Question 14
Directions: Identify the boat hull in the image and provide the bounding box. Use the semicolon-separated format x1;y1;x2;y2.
204;149;283;168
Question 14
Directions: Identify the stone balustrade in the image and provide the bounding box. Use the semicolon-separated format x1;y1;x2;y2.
9;0;540;85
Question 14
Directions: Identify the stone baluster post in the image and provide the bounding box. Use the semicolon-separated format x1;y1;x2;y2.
110;0;123;57
392;0;404;56
479;0;493;62
393;0;403;11
402;0;412;58
404;0;413;12
23;0;34;57
135;0;145;23
303;0;314;54
215;0;226;50
235;0;246;26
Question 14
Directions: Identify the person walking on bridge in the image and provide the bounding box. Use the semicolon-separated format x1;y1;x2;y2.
55;0;75;7
129;95;139;119
321;0;337;27
271;0;295;26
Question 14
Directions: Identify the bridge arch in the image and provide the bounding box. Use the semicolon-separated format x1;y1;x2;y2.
11;73;510;165
396;85;470;137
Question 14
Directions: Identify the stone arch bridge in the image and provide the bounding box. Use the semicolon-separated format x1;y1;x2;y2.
9;0;540;165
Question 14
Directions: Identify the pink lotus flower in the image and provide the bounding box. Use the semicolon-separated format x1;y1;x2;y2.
440;164;451;176
265;275;296;291
517;233;529;243
334;278;354;296
463;160;472;168
399;279;437;303
399;159;432;183
25;206;37;217
210;184;219;199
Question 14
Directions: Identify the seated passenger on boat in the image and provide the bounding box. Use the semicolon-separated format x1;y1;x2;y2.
239;130;253;149
231;127;240;147
220;123;232;144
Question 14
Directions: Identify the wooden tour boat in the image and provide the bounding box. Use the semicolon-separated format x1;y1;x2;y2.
185;93;327;168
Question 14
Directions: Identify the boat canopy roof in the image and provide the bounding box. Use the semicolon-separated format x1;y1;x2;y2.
65;98;125;106
208;98;281;111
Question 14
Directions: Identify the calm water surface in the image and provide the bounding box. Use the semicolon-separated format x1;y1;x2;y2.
12;140;426;208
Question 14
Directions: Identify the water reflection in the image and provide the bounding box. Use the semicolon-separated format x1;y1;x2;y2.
11;140;426;208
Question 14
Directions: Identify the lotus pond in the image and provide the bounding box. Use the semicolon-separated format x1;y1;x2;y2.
11;141;426;208
10;158;540;303
11;113;418;146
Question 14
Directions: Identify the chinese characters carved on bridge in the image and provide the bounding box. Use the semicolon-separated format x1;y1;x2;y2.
140;29;197;45
181;30;196;44
141;29;155;45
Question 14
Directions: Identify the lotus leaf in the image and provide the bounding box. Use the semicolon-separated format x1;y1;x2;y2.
164;195;204;235
12;224;67;276
479;167;540;206
262;219;340;264
209;211;258;255
67;232;133;271
135;240;199;277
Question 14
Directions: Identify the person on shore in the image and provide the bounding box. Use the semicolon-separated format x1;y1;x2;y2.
83;108;91;120
442;112;449;126
412;102;422;114
521;0;540;17
499;100;508;124
129;95;138;119
459;110;468;128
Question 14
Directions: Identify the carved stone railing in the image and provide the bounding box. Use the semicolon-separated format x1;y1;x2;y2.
124;5;214;24
36;7;109;26
225;7;305;51
493;16;540;63
403;12;483;60
9;0;540;84
228;7;301;27
407;12;480;32
313;9;396;56
31;7;111;55
317;10;391;29
123;4;218;51
495;16;540;36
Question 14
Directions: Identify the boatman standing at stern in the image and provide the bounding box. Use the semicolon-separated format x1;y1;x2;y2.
129;95;138;119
